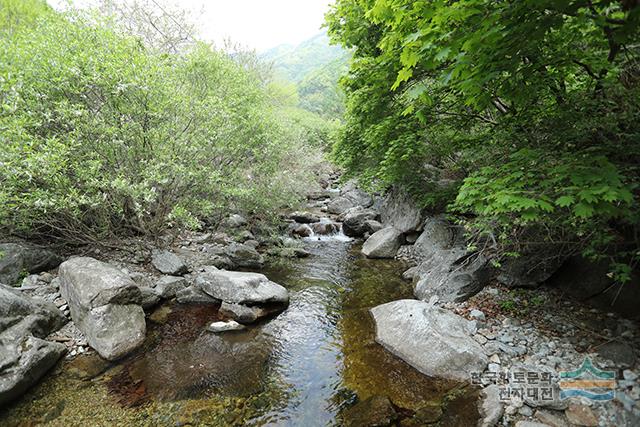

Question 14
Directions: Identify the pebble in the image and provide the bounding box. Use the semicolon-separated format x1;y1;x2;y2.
518;405;533;417
623;370;638;382
470;309;486;321
489;354;501;364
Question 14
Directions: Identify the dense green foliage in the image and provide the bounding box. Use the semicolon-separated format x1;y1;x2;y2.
327;0;640;279
0;3;325;242
262;32;349;118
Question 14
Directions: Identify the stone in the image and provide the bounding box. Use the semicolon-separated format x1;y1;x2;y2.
413;217;493;302
0;243;62;286
379;186;423;233
362;227;403;259
58;257;145;361
535;409;569;427
564;403;598;426
155;275;188;299
364;220;383;234
623;369;638;381
312;221;339;235
224;243;265;269
328;186;373;215
341;207;380;237
206;320;245;333
175;285;218;304
370;299;488;381
0;284;67;338
289;211;320;224
225;214;247;227
342;395;397;427
509;363;566;410
151;250;188;275
414;403;443;424
478;384;504;427
291;224;313;237
139;287;161;309
470;309;486;321
596;341;636;367
0;335;66;406
196;269;288;305
548;256;640;318
497;241;566;288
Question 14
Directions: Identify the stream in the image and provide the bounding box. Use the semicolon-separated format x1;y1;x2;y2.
0;234;479;426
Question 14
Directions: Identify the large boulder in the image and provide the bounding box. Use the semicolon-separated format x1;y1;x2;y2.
0;335;66;406
195;269;288;305
370;299;488;381
548;256;640;318
341;207;380;237
0;285;67;405
289;211;320;224
151;250;188;276
224;243;264;269
413;217;493;302
0;284;67;338
380;186;423;233
362;227;404;259
497;247;565;288
58;257;146;361
327;185;374;215
0;243;62;286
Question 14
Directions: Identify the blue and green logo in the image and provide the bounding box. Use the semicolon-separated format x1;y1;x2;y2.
559;358;616;401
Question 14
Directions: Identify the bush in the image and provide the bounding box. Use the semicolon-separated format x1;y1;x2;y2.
0;6;321;242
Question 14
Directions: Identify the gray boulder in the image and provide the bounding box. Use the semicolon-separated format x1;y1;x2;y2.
478;385;504;427
0;243;62;286
151;250;188;275
312;221;340;235
59;257;145;361
0;284;67;338
0;335;66;406
291;223;313;238
370;299;488;381
225;243;264;269
341;207;380;237
328;186;373;215
380;186;422;233
362;227;404;259
289;211;320;224
225;214;247;227
175;285;218;304
497;247;565;288
155;275;188;299
196;269;288;305
139;287;161;309
413;217;493;302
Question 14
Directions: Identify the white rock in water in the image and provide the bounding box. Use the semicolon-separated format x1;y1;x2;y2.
206;320;245;333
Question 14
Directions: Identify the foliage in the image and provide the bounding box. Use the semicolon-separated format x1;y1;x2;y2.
327;0;640;278
0;4;323;242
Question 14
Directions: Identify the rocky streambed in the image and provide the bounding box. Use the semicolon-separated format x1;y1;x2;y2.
1;178;640;427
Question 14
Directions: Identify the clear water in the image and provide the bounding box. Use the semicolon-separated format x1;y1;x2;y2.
0;236;479;426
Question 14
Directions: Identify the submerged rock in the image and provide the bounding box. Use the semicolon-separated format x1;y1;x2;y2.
370;299;488;381
342;395;397;427
151;250;188;276
219;301;284;325
0;243;62;286
59;257;146;361
362;227;403;259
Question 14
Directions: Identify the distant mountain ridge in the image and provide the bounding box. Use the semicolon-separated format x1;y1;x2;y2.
261;31;348;83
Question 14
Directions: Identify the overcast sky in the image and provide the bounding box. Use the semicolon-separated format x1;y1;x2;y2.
48;0;334;51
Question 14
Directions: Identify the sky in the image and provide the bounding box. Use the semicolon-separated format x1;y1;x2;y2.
48;0;334;51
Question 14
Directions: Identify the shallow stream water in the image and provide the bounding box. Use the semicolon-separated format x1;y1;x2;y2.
0;236;479;426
